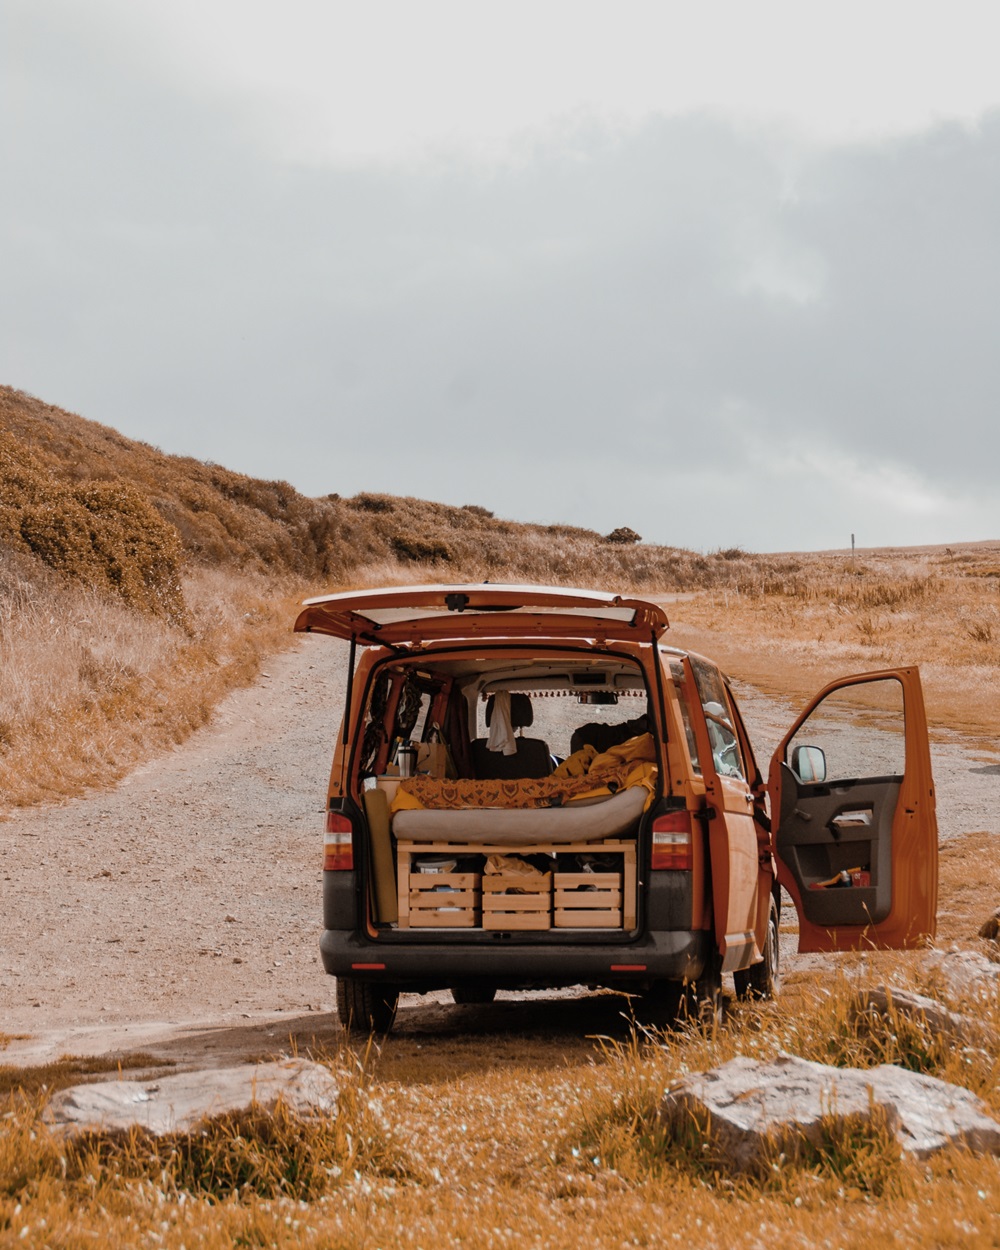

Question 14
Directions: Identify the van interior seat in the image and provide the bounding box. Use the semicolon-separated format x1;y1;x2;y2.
472;692;553;779
570;713;650;756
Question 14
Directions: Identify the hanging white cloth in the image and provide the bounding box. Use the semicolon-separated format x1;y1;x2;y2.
486;690;517;756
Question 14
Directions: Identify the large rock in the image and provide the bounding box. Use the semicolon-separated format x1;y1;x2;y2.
852;985;992;1048
661;1053;1000;1170
921;948;1000;999
44;1058;340;1137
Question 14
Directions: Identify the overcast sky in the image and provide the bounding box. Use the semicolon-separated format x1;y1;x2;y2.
3;1;1000;552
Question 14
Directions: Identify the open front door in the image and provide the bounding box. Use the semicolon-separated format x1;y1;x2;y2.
768;667;937;952
683;657;761;974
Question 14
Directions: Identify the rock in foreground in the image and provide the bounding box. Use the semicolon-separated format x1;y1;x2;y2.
852;985;993;1048
45;1059;339;1137
661;1053;1000;1170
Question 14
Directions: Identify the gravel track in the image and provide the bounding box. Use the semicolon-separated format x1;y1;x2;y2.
2;635;997;1067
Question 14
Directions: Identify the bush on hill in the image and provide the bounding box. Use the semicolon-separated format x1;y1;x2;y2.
0;429;184;617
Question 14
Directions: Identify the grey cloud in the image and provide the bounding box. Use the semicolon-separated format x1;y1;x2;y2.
2;5;998;550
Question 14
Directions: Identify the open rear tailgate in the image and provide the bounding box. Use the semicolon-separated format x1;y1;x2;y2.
294;584;669;646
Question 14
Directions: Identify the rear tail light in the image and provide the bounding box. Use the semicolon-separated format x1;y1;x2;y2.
324;812;354;871
651;810;693;870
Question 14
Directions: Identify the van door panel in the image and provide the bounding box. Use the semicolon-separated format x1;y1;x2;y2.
775;768;897;927
708;805;760;972
683;657;760;973
769;667;937;952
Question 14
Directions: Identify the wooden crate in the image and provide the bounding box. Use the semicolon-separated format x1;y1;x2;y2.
482;872;551;930
395;841;637;931
553;872;623;928
407;872;480;928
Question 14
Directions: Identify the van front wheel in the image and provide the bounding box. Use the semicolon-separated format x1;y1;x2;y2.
689;950;723;1027
336;977;399;1034
734;892;781;1001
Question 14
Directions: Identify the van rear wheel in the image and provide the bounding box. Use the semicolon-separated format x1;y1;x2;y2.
450;986;497;1005
336;977;398;1034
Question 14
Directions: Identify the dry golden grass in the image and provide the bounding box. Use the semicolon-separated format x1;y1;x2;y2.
664;542;1000;747
4;949;1000;1248
0;384;824;810
1;387;345;583
0;553;301;808
13;535;992;811
938;831;1000;946
0;1042;411;1245
0;1053;171;1101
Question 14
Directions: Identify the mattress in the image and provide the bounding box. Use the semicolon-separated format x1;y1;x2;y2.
391;783;646;844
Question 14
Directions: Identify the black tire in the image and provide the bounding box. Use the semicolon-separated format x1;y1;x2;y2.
734;891;781;1001
336;976;399;1035
636;980;687;1029
450;986;498;1005
688;948;724;1028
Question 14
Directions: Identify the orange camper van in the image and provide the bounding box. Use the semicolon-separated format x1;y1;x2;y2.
295;584;938;1034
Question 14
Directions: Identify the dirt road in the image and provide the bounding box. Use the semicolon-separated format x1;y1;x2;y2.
3;633;997;1068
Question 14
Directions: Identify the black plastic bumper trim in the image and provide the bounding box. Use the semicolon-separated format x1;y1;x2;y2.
320;928;709;987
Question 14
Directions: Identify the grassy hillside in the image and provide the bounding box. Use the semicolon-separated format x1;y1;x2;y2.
0;385;753;807
0;386;799;599
3;384;999;806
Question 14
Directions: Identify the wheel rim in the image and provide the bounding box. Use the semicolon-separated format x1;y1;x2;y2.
767;905;781;995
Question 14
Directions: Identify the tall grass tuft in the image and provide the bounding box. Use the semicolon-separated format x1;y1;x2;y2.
1;1051;412;1207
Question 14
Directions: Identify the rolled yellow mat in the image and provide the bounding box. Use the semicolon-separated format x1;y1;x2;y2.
363;787;399;924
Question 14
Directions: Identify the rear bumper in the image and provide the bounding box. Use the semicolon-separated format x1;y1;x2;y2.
320;928;709;991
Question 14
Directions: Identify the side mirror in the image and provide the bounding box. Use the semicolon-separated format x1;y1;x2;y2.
791;744;827;784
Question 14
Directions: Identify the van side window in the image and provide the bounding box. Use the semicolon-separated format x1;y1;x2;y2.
690;658;747;781
668;660;701;774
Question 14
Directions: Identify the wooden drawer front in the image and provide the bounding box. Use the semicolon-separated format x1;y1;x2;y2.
410;908;480;927
553;872;623;928
408;872;480;927
483;873;551;930
554;908;621;928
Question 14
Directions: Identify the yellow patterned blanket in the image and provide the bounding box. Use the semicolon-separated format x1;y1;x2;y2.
389;733;657;814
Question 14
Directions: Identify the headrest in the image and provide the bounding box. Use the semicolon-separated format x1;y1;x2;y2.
485;692;534;729
510;693;533;728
